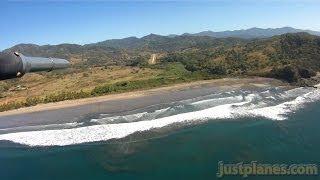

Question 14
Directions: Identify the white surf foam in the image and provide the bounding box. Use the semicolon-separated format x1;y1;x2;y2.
91;112;148;123
90;107;170;124
0;97;252;146
0;88;319;147
0;122;83;132
191;95;243;105
249;90;320;120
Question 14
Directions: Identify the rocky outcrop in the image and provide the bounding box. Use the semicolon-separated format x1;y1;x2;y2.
294;74;320;87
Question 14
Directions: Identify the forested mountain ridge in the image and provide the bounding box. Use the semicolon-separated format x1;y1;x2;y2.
4;34;247;67
3;31;320;85
1;31;320;111
183;27;320;39
158;32;320;84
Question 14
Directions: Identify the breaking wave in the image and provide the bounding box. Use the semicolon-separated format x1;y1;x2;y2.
0;122;84;132
0;86;319;147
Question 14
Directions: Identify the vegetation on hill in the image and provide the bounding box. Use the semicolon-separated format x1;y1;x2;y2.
155;33;320;85
1;32;320;111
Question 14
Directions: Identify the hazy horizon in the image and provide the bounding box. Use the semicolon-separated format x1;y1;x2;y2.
2;26;319;49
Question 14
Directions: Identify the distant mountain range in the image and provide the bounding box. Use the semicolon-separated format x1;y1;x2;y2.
180;27;320;39
86;27;320;49
3;29;320;88
3;27;320;68
4;27;320;53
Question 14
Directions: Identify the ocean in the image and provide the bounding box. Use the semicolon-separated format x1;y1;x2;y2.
0;85;320;179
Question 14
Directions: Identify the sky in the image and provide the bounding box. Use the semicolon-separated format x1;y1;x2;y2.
1;0;320;50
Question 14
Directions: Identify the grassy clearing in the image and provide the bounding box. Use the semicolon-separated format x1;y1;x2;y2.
0;63;216;112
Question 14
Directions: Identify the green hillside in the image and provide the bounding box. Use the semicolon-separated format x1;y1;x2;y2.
1;32;320;111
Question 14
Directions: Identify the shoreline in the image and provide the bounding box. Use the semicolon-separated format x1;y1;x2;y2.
0;77;286;117
0;77;288;129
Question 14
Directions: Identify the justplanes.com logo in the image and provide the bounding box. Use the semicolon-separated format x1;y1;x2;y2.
217;161;318;178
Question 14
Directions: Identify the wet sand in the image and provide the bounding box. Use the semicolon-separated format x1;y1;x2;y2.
0;78;285;129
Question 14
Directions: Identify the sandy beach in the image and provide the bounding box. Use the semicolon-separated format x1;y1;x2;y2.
0;77;285;129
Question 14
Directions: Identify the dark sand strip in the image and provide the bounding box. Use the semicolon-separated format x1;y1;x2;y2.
0;78;285;129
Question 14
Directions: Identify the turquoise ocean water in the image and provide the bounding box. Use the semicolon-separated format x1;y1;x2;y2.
0;86;320;180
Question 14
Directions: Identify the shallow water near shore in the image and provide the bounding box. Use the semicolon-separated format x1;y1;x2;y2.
1;85;320;179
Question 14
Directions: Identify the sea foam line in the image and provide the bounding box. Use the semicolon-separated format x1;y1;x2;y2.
0;97;252;146
191;95;243;105
0;89;319;147
0;122;83;132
